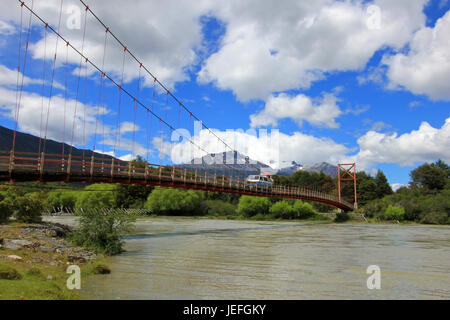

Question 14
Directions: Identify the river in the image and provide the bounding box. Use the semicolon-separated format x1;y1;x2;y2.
45;216;450;299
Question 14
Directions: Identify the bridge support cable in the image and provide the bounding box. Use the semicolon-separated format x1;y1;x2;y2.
42;0;63;163
12;1;34;157
67;6;88;179
78;0;256;179
38;24;48;157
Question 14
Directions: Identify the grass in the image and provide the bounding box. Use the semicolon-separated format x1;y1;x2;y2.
0;234;110;300
0;257;112;300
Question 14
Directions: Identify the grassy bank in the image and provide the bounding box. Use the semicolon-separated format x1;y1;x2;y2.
0;222;109;300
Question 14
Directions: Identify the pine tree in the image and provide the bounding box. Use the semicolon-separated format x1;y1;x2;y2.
374;170;393;198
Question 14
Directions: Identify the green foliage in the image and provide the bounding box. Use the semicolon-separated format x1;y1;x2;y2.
204;192;240;204
0;265;22;280
0;194;13;224
69;209;136;255
293;201;317;219
144;187;204;215
237;196;271;217
14;192;44;223
202;200;237;216
270;201;297;219
335;212;350;223
410;162;446;191
45;190;78;212
75;184;117;210
381;205;404;221
374;170;393;198
115;184;152;209
93;263;111;274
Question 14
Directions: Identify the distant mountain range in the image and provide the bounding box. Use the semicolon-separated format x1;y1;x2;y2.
0;125;337;177
0;125;113;160
175;151;338;178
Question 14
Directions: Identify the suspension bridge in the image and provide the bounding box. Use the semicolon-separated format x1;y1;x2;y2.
1;0;355;211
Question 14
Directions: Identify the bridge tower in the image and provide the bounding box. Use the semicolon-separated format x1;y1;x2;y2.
337;163;358;209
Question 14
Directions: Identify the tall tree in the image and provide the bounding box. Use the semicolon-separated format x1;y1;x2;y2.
410;163;446;191
374;170;393;198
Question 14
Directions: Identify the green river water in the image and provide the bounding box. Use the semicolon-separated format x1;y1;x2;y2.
46;216;450;299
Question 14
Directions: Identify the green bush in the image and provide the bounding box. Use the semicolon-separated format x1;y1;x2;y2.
382;205;405;221
202;200;237;216
0;264;22;280
237;196;271;217
0;197;13;224
14;193;43;223
293;201;317;219
93;263;111;274
46;190;78;212
145;187;204;215
335;212;350;222
270;201;297;219
69;209;136;255
75;184;117;210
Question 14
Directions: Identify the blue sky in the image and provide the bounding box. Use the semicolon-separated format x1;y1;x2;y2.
0;0;449;189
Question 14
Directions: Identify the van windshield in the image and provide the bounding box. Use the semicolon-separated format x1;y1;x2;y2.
248;175;259;180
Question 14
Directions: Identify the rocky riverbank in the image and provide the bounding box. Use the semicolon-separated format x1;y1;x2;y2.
0;221;104;300
0;222;96;265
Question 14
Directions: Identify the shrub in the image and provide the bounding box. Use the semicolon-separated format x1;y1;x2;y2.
0;264;22;280
382;205;404;221
0;197;13;224
293;201;317;219
335;212;350;223
46;190;78;212
14;193;43;223
145;187;203;215
237;196;271;217
69;209;136;255
93;263;111;274
270;201;297;219
75;184;117;210
202;200;237;216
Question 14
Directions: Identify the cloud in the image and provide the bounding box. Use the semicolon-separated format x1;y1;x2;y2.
0;20;15;35
119;121;140;134
352;118;450;168
391;183;406;192
154;126;350;168
198;0;428;101
0;0;212;90
0;86;108;146
383;10;450;100
0;65;41;87
250;92;342;128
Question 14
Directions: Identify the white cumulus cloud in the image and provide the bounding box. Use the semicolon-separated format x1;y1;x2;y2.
383;10;450;100
198;0;428;101
250;92;342;128
353;118;450;168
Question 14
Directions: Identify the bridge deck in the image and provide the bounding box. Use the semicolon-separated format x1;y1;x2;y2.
0;151;354;211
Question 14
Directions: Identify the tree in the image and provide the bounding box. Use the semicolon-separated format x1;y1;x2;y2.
115;184;152;208
46;190;78;212
237;196;271;217
145;187;203;215
410;163;446;191
75;184;117;210
374;170;393;198
14;192;44;223
69;209;136;255
270;201;297;219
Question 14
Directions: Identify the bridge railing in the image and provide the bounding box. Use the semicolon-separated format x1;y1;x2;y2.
0;150;353;210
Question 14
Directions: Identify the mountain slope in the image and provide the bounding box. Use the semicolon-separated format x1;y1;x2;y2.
0;125;113;160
